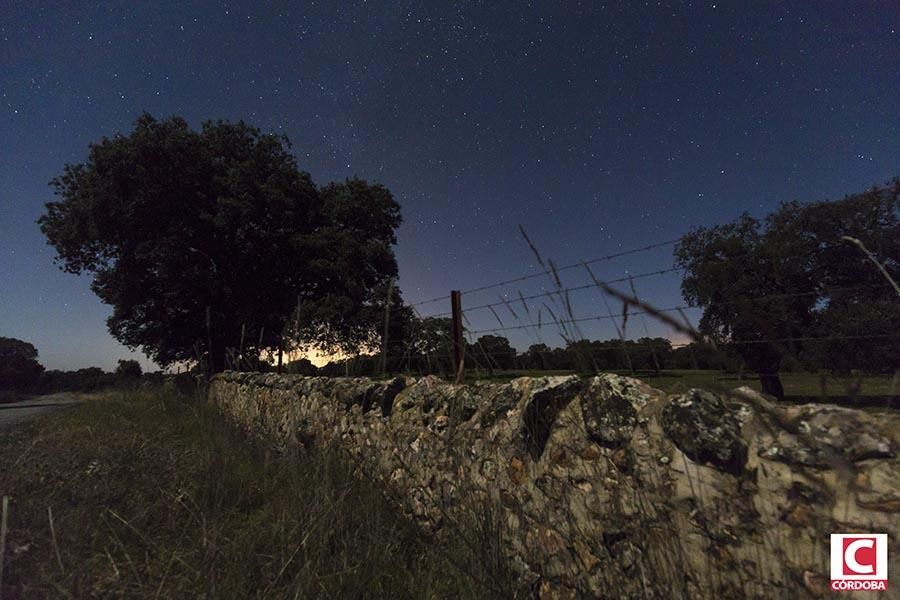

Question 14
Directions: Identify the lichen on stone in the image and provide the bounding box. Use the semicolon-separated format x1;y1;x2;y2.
581;377;639;449
208;372;900;599
661;389;748;475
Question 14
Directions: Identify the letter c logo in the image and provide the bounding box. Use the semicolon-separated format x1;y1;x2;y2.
845;539;875;574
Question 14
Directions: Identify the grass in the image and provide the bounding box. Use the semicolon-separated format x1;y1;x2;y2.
0;386;522;599
631;369;899;402
0;390;31;405
460;369;898;404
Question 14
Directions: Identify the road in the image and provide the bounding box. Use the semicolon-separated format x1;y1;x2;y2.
0;393;81;428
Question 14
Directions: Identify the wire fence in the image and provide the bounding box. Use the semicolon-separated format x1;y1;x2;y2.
319;228;900;404
408;238;683;309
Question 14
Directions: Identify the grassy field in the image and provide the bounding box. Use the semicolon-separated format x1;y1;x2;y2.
625;369;899;399
0;387;522;599
0;390;30;405
464;369;898;405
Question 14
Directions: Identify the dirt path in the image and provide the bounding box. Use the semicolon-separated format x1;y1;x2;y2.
0;393;81;428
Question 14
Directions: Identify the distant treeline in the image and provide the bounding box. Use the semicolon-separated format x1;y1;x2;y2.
308;336;734;378
36;366;165;393
0;337;161;399
303;326;896;378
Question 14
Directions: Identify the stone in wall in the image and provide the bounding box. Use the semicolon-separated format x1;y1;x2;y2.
208;372;899;599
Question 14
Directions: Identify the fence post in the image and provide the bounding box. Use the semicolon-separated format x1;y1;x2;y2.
451;290;465;379
380;278;395;375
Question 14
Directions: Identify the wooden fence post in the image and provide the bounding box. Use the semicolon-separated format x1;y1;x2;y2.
380;278;395;375
277;338;284;374
451;290;465;380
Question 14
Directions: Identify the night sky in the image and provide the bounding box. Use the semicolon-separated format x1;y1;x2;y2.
1;2;898;371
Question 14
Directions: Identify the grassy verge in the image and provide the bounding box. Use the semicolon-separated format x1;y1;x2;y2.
0;390;31;405
0;387;520;599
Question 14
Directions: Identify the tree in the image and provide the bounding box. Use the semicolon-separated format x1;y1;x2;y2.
676;181;900;399
772;183;900;375
286;357;318;375
670;342;741;371
0;337;45;390
40;367;113;393
566;340;598;373
286;179;406;356
39;114;404;372
467;335;517;370
401;317;454;374
629;337;673;371
522;343;552;370
115;359;143;379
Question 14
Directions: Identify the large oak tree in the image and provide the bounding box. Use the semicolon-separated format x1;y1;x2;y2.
675;180;899;399
40;114;404;372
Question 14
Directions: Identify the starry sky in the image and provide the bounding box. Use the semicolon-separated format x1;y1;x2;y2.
1;1;898;371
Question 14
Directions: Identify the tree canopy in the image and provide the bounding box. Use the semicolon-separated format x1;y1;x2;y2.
40;114;404;371
115;359;143;379
675;180;900;398
0;337;45;390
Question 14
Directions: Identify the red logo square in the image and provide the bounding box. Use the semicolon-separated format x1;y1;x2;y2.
842;536;878;576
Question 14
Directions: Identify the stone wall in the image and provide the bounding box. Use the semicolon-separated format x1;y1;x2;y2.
208;372;899;599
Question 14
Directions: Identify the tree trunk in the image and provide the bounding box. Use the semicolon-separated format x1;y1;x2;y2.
759;372;785;400
748;348;785;401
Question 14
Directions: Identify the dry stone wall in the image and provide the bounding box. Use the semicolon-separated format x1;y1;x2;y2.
208;372;899;599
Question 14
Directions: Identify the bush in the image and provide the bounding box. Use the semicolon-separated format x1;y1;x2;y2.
0;336;44;391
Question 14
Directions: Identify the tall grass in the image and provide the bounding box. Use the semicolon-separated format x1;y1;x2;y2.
0;387;521;599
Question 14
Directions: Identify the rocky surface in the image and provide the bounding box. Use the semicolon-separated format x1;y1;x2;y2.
209;372;899;599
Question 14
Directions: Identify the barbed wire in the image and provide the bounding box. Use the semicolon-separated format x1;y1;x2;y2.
671;333;900;349
426;267;686;318
408;237;681;308
466;282;896;335
408;182;900;310
318;332;900;366
467;305;688;335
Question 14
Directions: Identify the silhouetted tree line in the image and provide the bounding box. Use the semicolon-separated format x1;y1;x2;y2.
312;322;745;377
0;338;154;399
38;365;151;393
312;312;896;379
26;110;899;397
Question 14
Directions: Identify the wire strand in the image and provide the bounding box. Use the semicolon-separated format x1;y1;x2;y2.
426;267;685;318
408;237;681;307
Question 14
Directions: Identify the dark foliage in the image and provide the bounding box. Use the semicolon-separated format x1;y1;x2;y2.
38;367;113;393
676;180;900;398
115;358;142;379
286;357;319;375
39;114;404;372
467;335;517;370
0;336;45;391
